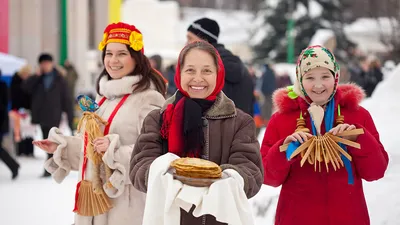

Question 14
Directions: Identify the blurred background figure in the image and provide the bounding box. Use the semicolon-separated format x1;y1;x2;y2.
63;59;79;106
10;64;34;157
260;63;277;124
0;69;20;180
22;53;73;177
165;63;177;98
350;55;384;97
149;54;164;74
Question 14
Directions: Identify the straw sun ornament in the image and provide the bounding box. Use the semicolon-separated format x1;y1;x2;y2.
280;106;364;172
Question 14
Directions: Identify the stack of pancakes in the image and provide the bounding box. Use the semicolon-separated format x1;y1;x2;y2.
171;158;222;179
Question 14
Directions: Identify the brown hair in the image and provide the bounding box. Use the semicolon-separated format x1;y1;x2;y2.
178;41;219;69
96;44;167;97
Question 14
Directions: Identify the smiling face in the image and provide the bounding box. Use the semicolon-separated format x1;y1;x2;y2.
180;48;217;99
104;42;136;79
302;67;335;105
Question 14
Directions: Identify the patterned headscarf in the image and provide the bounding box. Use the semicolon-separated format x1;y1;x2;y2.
293;45;340;105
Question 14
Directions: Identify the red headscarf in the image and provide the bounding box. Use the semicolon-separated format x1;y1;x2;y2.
161;41;225;157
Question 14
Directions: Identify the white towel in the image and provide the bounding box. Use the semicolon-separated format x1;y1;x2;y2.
142;153;255;225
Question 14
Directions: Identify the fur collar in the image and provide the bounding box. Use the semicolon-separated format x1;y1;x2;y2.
273;83;366;113
161;91;236;119
99;75;149;99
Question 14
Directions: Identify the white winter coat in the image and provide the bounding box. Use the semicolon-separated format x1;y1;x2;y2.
45;75;165;225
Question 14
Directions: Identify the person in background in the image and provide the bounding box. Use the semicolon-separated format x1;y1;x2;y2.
186;17;254;116
165;63;177;98
260;63;277;123
149;54;163;74
10;64;34;156
0;69;20;180
276;71;293;89
63;59;79;106
22;53;74;177
367;55;384;95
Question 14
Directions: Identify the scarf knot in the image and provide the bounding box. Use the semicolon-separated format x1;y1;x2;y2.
160;91;214;157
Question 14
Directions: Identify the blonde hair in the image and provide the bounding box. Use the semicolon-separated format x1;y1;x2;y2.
18;64;32;75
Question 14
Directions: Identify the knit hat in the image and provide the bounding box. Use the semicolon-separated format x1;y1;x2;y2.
98;22;144;53
187;18;220;44
292;45;340;104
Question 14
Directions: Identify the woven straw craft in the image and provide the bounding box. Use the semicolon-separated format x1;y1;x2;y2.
74;112;113;216
280;114;364;172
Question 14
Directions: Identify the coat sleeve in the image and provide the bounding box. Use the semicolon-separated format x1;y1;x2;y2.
129;110;163;193
220;113;264;198
44;127;82;183
261;113;292;187
102;93;164;198
349;107;389;181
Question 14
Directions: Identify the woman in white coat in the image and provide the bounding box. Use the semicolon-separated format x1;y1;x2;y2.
33;22;167;225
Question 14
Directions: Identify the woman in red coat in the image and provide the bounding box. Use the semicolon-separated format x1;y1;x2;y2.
261;45;389;225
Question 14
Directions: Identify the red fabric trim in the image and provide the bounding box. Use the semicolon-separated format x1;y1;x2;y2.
103;94;129;135
73;132;88;212
98;97;107;107
166;99;185;156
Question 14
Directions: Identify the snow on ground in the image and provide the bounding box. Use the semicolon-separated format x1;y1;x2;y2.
359;65;400;224
1;67;400;224
0;151;77;225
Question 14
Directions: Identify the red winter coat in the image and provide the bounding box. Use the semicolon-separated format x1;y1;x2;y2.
261;84;389;225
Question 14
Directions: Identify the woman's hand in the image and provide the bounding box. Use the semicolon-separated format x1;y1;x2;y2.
32;139;58;154
93;137;110;154
283;131;313;144
329;123;358;141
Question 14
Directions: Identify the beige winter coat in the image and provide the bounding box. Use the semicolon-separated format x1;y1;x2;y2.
45;75;165;225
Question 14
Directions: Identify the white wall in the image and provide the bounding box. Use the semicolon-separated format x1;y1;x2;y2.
67;0;90;94
9;0;59;66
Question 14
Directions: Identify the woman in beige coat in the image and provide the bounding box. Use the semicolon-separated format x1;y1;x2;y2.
33;22;166;225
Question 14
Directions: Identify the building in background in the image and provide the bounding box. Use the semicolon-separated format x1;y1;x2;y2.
3;0;112;95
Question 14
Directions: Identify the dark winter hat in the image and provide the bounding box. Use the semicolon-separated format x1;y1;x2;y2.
38;53;53;63
187;18;220;44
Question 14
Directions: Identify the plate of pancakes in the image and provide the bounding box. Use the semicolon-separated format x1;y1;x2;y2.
169;157;222;187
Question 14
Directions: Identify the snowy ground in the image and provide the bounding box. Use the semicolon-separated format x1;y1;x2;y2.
1;68;400;225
